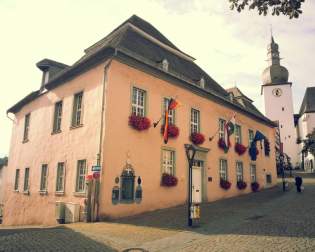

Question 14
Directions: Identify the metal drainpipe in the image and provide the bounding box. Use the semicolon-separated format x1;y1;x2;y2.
95;59;112;221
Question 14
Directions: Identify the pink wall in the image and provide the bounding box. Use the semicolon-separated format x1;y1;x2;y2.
99;60;277;219
3;63;107;225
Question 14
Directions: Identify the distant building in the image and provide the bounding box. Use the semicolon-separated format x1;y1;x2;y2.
296;87;315;172
4;15;277;225
0;157;8;214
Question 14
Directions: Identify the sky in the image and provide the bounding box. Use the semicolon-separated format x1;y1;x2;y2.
0;0;314;157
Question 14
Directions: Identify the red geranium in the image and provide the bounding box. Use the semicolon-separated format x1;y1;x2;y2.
160;124;179;138
161;173;178;187
251;182;260;192
220;179;231;190
236;181;247;190
129;114;151;131
235;143;247;155
190;132;205;145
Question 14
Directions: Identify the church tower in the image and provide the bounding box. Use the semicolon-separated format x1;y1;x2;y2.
261;36;298;166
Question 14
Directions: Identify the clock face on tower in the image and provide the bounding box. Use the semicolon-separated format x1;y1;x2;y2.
272;88;282;97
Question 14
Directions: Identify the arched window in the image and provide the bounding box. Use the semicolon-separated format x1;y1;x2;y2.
121;164;135;201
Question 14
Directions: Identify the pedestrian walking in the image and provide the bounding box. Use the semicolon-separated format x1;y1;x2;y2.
295;176;303;193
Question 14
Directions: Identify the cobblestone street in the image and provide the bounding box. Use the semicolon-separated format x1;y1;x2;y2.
1;172;315;251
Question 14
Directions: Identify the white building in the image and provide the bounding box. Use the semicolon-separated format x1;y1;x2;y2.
296;87;315;172
261;36;299;166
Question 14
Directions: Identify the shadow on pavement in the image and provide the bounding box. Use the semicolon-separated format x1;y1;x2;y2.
110;174;315;239
0;226;116;252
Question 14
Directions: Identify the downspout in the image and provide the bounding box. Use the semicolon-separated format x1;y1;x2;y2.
96;55;114;221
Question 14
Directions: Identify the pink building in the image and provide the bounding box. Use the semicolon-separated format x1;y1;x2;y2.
4;15;277;225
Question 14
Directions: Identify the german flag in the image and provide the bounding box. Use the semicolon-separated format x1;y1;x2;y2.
168;98;180;110
163;98;181;144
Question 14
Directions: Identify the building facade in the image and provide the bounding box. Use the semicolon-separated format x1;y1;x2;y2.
296;87;315;172
3;15;277;225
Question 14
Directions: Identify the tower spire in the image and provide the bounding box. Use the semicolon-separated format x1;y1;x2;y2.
267;34;280;66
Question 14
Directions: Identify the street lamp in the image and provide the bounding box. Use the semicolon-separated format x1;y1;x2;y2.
185;144;196;227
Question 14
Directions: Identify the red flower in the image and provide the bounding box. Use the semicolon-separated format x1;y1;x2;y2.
85;174;93;181
161;173;178;187
160;124;179;138
235;143;247;155
129;114;151;131
251;182;260;192
236;181;247;190
190;132;205;145
220;179;231;190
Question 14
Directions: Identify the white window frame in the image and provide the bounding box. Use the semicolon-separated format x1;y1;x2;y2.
236;161;243;182
163;98;175;125
56;162;65;192
191;108;200;134
23;167;30;192
53;101;63;133
162;149;175;176
40;164;48;191
72;92;83;127
249;129;254;145
250;164;256;182
75;160;87;193
219;119;226;139
235;124;242;144
219;159;228;181
23;113;30;142
132;87;146;117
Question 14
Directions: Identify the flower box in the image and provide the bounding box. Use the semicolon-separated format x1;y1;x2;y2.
234;143;247;155
251;182;260;192
218;138;230;153
220;179;231;190
190;132;205;145
128;114;151;131
236;181;247;190
161;173;178;187
160;124;179;138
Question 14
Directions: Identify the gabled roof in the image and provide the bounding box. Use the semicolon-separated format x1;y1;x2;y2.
7;15;276;127
299;86;315;115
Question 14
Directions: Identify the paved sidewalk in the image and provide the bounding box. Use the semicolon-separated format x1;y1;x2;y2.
1;172;315;251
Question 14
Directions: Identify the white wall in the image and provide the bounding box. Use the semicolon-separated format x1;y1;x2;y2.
263;84;299;165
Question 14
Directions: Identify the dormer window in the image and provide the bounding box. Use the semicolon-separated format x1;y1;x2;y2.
199;77;205;88
162;59;169;71
42;70;49;85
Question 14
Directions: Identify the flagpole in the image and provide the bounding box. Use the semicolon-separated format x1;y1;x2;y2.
209;113;236;141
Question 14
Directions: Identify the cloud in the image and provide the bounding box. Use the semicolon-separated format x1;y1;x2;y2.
0;0;314;156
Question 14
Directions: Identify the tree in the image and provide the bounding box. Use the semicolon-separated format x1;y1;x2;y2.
229;0;305;19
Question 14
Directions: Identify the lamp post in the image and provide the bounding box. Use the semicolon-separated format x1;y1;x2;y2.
185;144;196;227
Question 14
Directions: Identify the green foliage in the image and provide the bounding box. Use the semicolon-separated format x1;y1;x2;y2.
229;0;305;19
303;128;315;157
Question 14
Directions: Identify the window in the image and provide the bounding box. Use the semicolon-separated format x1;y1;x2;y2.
40;164;48;191
282;107;284;111
199;77;205;88
248;129;254;145
14;169;20;191
56;162;65;192
236;161;243;182
191;109;200;134
266;174;272;184
72;92;83;127
250;164;256;182
53;101;63;133
23;113;30;142
162;59;169;71
23;168;30;192
132;87;146;117
76;160;87;192
219;159;228;181
121;164;135;201
162;149;175;175
219;119;226;139
235;124;242;144
163;98;175;125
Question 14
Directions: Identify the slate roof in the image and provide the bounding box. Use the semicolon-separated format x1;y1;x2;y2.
7;15;275;127
299;86;315;115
